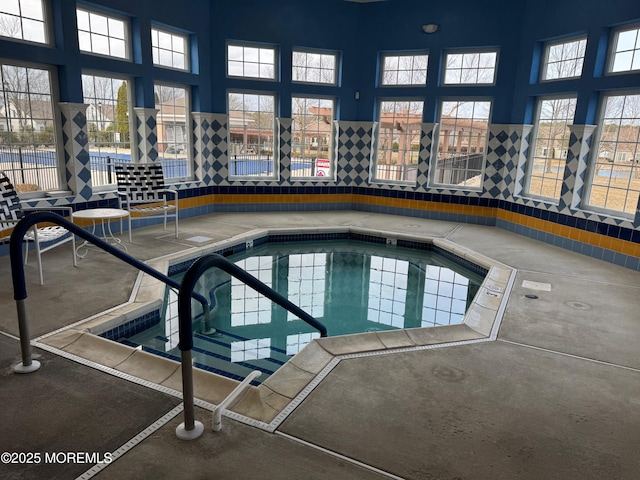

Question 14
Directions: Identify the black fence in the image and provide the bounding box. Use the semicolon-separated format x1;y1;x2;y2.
434;153;485;185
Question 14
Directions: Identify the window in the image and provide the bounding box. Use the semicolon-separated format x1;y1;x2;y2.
375;100;423;183
443;51;497;85
587;92;640;215
151;28;187;70
542;37;587;80
380;53;428;86
227;44;276;80
82;74;132;187
434;100;491;188
291;97;334;178
610;26;640;73
77;8;128;59
228;92;275;177
155;84;190;181
0;62;59;191
0;0;46;44
526;97;577;200
292;50;337;85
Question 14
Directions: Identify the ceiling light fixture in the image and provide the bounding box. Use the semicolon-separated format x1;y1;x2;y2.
422;24;439;34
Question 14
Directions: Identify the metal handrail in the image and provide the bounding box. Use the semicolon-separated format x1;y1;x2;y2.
175;253;327;439
9;211;210;372
10;211;327;440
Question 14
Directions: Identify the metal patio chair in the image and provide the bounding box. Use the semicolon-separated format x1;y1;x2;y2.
115;163;179;242
0;172;77;285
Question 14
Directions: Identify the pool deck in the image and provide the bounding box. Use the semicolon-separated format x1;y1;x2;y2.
1;210;640;479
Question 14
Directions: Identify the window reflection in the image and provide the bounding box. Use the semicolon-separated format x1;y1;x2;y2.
422;265;469;326
232;256;273;326
368;256;408;328
164;287;179;350
287;253;326;320
230;338;271;362
286;332;320;355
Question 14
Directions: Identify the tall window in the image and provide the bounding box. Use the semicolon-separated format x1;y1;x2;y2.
375;100;423;183
77;8;128;60
228;92;275;177
434;100;491;188
292;50;337;85
542;37;587;81
82;74;132;187
151;28;188;71
155;84;190;181
380;53;428;86
443;51;497;85
610;26;640;73
291;97;334;178
0;63;58;191
0;0;46;44
526;97;577;200
227;44;276;80
587;93;640;215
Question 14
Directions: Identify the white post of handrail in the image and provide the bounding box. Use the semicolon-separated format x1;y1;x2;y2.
212;370;262;432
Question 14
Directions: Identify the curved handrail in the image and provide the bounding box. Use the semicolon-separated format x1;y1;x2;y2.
175;253;327;438
9;211;209;369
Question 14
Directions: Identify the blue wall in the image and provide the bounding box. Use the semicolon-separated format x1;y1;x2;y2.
3;0;638;122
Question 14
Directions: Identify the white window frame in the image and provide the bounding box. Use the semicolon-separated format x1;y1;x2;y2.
292;49;338;85
380;52;429;86
151;27;188;71
432;98;492;190
76;7;130;61
227;43;277;81
525;95;577;202
154;82;192;182
291;95;335;180
0;0;48;45
608;24;640;74
0;59;63;194
227;91;277;180
540;36;587;81
81;72;135;191
442;50;498;86
584;91;640;218
374;99;424;185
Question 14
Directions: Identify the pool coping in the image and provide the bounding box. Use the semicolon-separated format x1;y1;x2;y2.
35;226;517;430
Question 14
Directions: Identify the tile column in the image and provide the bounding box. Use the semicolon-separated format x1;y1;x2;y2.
193;112;227;185
334;121;376;187
278;118;292;184
133;108;159;163
58;102;92;199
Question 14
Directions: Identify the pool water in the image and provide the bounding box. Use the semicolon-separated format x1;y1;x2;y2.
120;240;485;383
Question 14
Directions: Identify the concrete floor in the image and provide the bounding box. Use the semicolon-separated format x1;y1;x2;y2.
1;210;639;479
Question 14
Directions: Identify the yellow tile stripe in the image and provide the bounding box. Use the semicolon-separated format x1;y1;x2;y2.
60;193;639;260
497;210;640;258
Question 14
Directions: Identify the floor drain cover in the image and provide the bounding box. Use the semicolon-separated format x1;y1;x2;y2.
186;236;213;243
